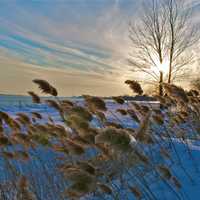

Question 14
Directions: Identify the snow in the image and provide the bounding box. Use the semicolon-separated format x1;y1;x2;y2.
0;98;200;200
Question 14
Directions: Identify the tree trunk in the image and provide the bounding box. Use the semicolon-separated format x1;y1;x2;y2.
159;71;164;96
168;61;172;83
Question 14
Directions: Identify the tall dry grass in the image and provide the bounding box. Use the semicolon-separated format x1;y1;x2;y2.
0;79;199;199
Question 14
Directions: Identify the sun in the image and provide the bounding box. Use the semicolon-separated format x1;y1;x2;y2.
151;58;170;76
157;60;170;75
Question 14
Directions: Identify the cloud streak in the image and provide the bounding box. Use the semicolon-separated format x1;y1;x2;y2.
0;0;199;95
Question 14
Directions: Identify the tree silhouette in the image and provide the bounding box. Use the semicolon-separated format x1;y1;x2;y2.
129;0;199;95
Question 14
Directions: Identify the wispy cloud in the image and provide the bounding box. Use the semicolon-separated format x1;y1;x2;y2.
0;51;131;96
0;0;199;95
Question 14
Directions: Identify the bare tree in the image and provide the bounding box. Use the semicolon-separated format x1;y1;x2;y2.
166;0;199;83
129;0;199;94
129;0;167;82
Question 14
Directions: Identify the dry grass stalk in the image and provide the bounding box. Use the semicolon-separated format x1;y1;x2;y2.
95;127;132;152
27;91;41;103
84;95;107;112
157;165;172;180
33;79;58;96
97;183;112;194
127;109;140;123
125;80;143;95
117;109;127;116
65;139;85;155
112;96;125;104
129;186;142;199
0;78;199;199
31;112;42;120
135;112;151;143
45;100;61;112
163;83;189;103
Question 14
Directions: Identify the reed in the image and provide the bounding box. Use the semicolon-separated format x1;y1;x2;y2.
0;78;199;200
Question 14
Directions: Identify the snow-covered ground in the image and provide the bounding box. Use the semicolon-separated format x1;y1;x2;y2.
0;98;200;200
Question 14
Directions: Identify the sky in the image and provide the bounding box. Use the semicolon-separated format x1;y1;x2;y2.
0;0;199;96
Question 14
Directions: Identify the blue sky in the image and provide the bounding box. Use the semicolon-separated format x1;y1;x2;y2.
0;0;199;96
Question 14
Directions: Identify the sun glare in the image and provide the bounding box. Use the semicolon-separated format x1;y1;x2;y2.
157;60;170;74
151;59;170;76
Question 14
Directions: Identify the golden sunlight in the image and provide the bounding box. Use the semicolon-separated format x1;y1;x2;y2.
157;60;170;74
151;58;170;76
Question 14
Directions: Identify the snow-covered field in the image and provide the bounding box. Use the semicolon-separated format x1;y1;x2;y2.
0;97;200;200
